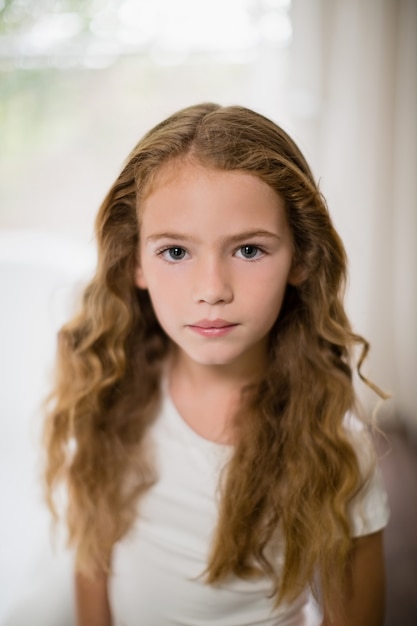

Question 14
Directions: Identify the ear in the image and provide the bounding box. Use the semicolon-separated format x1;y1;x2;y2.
288;263;305;287
134;264;148;289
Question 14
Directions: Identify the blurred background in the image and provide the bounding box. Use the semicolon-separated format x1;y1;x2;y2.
0;0;416;624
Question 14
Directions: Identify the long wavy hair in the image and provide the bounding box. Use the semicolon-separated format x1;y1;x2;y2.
43;103;380;611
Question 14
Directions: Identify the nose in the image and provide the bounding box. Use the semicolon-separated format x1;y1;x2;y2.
192;256;233;305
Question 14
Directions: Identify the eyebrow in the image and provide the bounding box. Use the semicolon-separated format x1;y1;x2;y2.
145;229;281;244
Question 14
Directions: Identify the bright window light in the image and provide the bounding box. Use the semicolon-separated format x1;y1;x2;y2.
0;0;292;68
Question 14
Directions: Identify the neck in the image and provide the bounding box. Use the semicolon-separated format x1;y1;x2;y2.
168;342;268;392
166;343;268;445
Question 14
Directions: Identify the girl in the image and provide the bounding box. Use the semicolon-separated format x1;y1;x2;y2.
43;103;389;626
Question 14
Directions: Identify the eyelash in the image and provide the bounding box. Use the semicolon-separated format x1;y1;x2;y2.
157;246;190;262
156;245;266;263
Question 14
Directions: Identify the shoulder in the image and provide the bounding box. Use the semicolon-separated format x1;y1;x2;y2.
342;412;390;537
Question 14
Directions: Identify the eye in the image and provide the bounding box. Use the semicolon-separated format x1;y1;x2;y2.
236;245;263;260
159;246;188;261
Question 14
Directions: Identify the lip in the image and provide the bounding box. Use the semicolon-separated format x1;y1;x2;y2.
187;319;238;337
191;319;235;329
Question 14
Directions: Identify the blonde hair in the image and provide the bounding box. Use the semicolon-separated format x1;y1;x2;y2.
44;103;379;611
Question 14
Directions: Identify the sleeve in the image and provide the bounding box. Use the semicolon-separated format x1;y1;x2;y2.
343;413;390;537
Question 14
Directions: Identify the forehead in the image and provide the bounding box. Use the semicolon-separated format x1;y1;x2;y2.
140;159;282;212
138;160;290;238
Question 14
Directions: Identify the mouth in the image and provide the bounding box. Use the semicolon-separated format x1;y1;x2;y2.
187;319;238;337
191;319;235;329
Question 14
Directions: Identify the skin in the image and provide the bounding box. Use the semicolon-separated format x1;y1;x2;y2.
135;162;297;441
75;570;112;626
75;162;386;625
322;530;386;626
136;164;296;372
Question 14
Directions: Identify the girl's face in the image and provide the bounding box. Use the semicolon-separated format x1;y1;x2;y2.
136;162;297;375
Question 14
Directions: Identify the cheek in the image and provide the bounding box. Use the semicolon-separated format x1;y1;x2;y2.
249;272;290;323
144;273;184;318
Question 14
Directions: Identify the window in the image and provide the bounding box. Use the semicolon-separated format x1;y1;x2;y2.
0;0;292;242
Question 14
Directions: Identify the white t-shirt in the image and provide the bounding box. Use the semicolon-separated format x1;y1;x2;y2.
110;390;389;626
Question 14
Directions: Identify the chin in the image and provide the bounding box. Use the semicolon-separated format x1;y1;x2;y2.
185;349;246;368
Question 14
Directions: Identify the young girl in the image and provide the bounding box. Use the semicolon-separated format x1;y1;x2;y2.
43;103;389;626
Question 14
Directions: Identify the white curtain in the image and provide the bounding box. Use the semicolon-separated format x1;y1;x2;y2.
289;0;417;434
